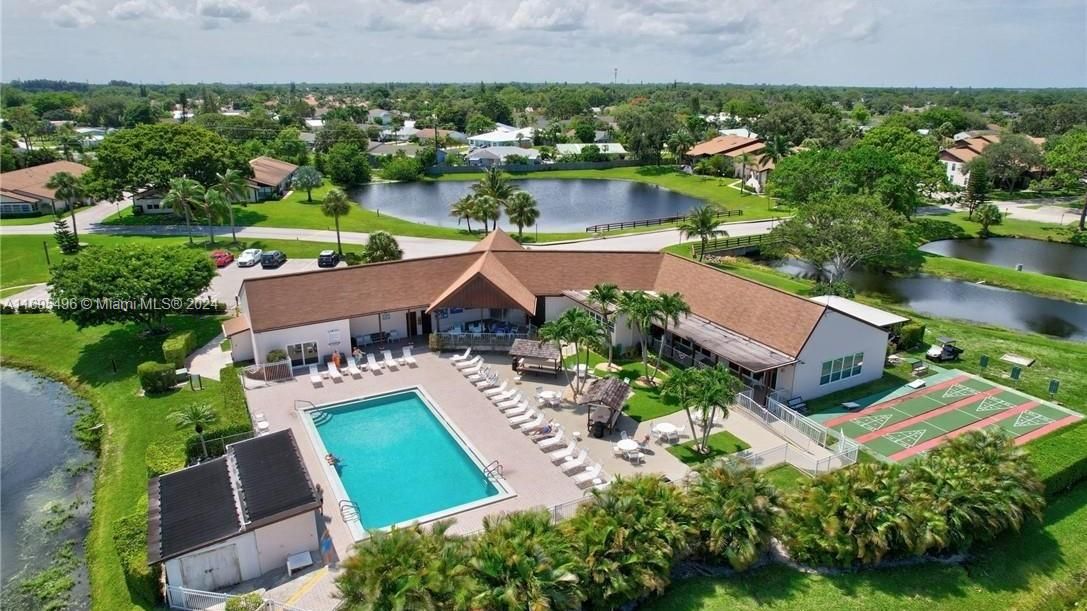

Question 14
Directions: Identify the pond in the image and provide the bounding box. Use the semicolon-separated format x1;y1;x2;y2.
349;179;706;232
765;258;1087;341
919;238;1087;281
1;368;95;610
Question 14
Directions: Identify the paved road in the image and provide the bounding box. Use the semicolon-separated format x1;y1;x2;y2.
928;196;1082;225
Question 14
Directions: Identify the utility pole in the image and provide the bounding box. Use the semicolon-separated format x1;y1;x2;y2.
613;68;618;84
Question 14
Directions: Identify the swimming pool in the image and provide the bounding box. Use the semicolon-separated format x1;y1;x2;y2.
305;388;509;533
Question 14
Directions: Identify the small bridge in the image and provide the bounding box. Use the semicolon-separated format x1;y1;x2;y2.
691;233;780;258
586;209;741;234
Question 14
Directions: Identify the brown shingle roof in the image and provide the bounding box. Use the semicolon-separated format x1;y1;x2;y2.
470;229;524;252
580;377;631;410
509;338;561;361
248;156;298;187
687;135;762;157
221;316;251;337
427;252;537;313
0;161;89;201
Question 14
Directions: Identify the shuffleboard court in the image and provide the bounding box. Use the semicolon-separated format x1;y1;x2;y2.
995;404;1068;437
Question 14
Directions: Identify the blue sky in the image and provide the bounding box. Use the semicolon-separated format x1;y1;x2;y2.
2;0;1085;87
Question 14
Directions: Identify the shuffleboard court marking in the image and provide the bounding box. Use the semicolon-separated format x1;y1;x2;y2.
885;429;925;449
941;384;979;400
975;395;1015;412
853;413;893;432
823;375;970;428
855;387;1003;444
1015;414;1086;445
1011;410;1054;428
888;400;1040;462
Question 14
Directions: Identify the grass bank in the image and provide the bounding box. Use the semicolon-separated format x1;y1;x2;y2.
645;481;1087;610
920;253;1087;303
938;210;1082;244
0;314;247;610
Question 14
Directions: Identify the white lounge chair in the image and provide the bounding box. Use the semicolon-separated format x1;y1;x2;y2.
450;347;471;363
502;401;530;417
482;381;508;398
346;359;362;377
508;409;537;427
496;393;523;410
549;441;577;463
367;353;382;371
573;464;603;487
401;346;417;366
490;386;518;403
465;367;489;382
519;414;546;432
537;431;565;450
382;350;399;370
474;375;498;390
327;362;342;381
309;364;323;386
455;356;482;370
561;449;589;474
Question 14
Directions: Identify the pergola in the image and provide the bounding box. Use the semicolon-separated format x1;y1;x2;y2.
581;377;631;437
509;339;562;376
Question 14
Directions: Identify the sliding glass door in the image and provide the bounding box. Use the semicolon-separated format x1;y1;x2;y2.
286;341;319;368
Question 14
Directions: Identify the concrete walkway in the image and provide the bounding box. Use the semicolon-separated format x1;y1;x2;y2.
186;334;233;381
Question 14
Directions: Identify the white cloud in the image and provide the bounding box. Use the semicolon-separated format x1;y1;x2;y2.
198;0;253;22
53;0;96;28
109;0;185;21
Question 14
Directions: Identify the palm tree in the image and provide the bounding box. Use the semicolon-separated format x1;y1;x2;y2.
169;403;218;458
692;365;743;453
54;124;82;161
659;367;702;447
652;292;690;380
472;194;501;232
364;231;403;263
763;134;792;163
586;283;620;371
667;130;695;164
617;290;660;383
735;152;756;194
686;461;782;569
559;308;605;397
538;317;574;391
470;167;519;212
468;510;583;610
449;195;477;234
45;171;85;246
215;169;248;244
678;205;726;261
504;191;540;240
291;165;323;202
162;177;205;245
321;187;352;255
194;187;229;245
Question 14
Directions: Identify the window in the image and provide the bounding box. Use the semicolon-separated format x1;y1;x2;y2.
819;352;864;386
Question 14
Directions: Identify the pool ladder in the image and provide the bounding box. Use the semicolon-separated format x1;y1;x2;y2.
311;411;332;426
339;500;361;523
483;460;504;481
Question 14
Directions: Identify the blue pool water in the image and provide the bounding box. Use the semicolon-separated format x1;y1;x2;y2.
311;390;499;529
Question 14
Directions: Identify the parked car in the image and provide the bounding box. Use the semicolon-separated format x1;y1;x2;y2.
236;248;263;267
210;250;234;268
260;250;287;269
317;250;340;268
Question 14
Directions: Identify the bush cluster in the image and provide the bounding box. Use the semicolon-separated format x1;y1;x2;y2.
380;154;424;181
897;321;926;350
136;361;176;394
161;330;196;368
145;440;186;477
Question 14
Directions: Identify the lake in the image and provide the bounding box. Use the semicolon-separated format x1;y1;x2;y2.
349;179;706;232
919;238;1087;281
765;258;1087;341
1;368;95;609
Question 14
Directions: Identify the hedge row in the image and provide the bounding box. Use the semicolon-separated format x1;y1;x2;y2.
136;361;176;394
1029;421;1087;498
162;330;196;368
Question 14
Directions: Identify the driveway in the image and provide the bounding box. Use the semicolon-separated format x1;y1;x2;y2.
206;259;342;307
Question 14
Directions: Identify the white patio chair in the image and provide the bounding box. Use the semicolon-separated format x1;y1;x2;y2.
327;362;342;381
549;441;577;463
366;353;382;371
401;346;417;366
382;350;399;370
508;408;538;427
454;355;482;370
537;431;565;451
573;464;603;487
308;365;323;386
450;347;471;363
502;401;530;417
561;450;589;474
483;381;508;398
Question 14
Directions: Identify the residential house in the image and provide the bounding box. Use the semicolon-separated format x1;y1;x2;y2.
414;128;468;144
467;147;541;167
247;156;299;202
382;120;419;142
939;133;1046;188
719;127;759;139
228;229;893;404
467;125;535;149
555;143;627;158
368;109;392;125
687;135;772;191
304;118;325;130
0;160;91;217
131;188;171;215
147;430;321;593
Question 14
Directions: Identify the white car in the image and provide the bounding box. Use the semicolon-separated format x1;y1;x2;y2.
236;248;263;267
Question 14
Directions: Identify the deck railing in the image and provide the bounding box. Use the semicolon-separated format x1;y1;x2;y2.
733;390;858;475
585;209;740;233
692;232;779;257
433;331;535;351
165;586;236;610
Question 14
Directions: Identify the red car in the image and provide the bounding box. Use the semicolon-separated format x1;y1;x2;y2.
210;250;234;268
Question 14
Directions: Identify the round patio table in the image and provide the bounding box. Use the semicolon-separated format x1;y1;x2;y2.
538;390;561;405
653;422;678;436
616;439;640;452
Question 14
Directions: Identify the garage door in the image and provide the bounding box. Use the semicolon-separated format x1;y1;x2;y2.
180;545;243;592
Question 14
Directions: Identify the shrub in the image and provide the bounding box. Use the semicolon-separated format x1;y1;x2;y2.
220;365;247;411
136;361;176;394
225;592;263;611
161;330;196;368
185;423;253;462
1028;421;1087;498
380;154;423;181
898;321;926;350
266;349;287;363
145;440;186;477
686;462;782;569
812;279;855;298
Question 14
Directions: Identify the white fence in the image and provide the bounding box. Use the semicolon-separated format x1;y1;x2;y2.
165;586;306;611
733;389;859;475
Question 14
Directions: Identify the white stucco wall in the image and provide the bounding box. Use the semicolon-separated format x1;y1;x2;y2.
229;330;255;363
349;311;411;340
253;510;320;574
791;310;888;400
251;318;351;364
542;296;577;322
164;531;261;589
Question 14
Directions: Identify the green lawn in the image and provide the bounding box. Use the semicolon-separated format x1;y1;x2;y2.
762;464;810;492
0;234;360;290
667;430;751;465
643;481;1087;611
562;351;685;421
920;253;1087;303
0;314;248;610
939;211;1081;243
432;166;785;220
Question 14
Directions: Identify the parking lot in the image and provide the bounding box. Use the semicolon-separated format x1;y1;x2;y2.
204;258;344;307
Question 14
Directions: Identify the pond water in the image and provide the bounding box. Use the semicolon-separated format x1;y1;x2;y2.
919;238;1087;281
1;368;95;610
765;258;1087;341
349;179;706;232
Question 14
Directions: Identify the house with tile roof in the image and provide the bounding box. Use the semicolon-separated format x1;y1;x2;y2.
939;133;1046;188
0;160;91;217
687;134;773;192
226;229;892;403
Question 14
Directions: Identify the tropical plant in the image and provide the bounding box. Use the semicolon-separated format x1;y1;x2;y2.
364;231;403;263
686;461;783;569
336;521;472;610
975;202;1003;237
504;191;540;240
763;134;792;162
162;177;205;245
291;165;323;202
169;403;218;458
735;151;756;194
54;124;83;161
472;195;502;232
690;365;742;453
678;205;726;261
617;290;660;383
586;283;620;370
659;367;703;447
564;475;689;609
667;129;695;162
194;187;229;245
321;187;352;255
963;156;991;219
541;308;605;397
45;171;85;246
214;168;248;243
450;195;477;234
652;292;689;380
471;167;519;212
468;510;583;610
53;218;78;254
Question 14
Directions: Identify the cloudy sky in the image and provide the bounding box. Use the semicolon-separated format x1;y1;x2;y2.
2;0;1085;86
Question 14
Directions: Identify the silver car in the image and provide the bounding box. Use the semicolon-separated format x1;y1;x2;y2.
236;248;263;267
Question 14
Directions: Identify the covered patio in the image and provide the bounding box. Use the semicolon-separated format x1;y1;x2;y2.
510;338;563;377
